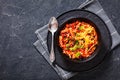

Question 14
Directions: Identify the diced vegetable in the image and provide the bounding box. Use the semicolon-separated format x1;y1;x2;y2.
76;33;81;36
69;44;84;51
75;40;79;44
78;26;84;30
66;44;69;47
77;45;84;48
69;45;78;51
75;52;81;58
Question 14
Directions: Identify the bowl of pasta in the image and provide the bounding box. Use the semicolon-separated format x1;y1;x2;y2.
58;18;99;61
47;9;112;71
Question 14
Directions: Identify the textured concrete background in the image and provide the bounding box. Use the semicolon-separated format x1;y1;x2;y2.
0;0;120;80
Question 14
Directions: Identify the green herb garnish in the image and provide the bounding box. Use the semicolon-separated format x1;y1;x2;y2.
75;52;81;58
66;44;70;47
78;26;84;30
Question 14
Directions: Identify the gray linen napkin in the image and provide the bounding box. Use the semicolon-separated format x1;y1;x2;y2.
33;0;120;80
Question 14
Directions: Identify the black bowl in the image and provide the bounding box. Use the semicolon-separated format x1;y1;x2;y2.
47;9;112;71
56;17;101;63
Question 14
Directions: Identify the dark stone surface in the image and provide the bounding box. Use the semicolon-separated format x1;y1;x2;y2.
0;0;120;80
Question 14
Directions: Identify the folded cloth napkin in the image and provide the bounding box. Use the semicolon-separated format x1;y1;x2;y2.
33;0;120;80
